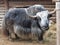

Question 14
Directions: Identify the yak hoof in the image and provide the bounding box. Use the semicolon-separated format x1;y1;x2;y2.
38;37;43;41
8;38;14;41
7;36;15;41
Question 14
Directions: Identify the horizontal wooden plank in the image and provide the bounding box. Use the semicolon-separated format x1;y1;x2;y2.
52;14;56;17
44;5;55;8
0;22;3;24
0;8;6;10
0;20;3;24
0;13;5;15
0;27;2;29
0;15;5;17
0;17;3;19
0;5;5;7
0;16;4;18
0;19;3;21
9;1;54;6
0;25;2;27
0;4;5;6
0;15;5;16
0;11;6;13
0;1;4;4
0;10;7;13
0;10;6;11
45;8;54;11
0;12;5;14
9;4;55;8
49;17;56;20
9;0;52;2
0;6;6;8
9;5;55;8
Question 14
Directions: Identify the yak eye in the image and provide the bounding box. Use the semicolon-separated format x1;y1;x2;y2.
48;14;52;18
37;17;41;21
39;18;41;20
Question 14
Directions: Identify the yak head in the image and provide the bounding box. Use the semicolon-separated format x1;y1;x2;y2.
28;10;55;31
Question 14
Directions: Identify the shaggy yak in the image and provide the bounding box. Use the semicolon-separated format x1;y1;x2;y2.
2;4;56;41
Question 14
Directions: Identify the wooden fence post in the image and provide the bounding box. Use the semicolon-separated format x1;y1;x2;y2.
56;1;60;45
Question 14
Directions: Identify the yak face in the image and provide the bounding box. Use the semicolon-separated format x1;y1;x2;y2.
35;11;50;31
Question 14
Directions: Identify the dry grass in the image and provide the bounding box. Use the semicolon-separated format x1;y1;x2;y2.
44;23;56;43
0;23;56;45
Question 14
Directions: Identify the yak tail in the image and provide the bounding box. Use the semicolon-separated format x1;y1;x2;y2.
2;17;9;37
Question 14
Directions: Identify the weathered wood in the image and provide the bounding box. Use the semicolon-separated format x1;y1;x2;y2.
9;1;54;5
45;8;54;11
4;0;9;9
0;19;3;21
53;0;60;2
0;10;6;11
0;4;5;7
0;17;4;19
56;1;60;45
0;15;5;17
50;16;56;18
52;14;56;17
0;13;5;16
0;0;5;28
46;4;54;8
0;1;4;4
9;4;55;7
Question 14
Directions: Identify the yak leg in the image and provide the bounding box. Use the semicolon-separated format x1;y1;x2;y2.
14;33;20;40
13;24;20;40
8;26;16;41
38;33;43;41
8;33;13;41
8;29;14;41
38;32;44;41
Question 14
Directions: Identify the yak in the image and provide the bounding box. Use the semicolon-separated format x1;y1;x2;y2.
2;4;56;41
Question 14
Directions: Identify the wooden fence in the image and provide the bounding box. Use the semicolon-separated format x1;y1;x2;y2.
0;0;56;29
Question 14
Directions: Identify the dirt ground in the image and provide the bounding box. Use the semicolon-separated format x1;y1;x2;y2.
0;23;56;45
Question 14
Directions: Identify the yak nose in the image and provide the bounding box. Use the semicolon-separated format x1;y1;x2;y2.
42;26;49;30
45;23;49;27
42;24;49;30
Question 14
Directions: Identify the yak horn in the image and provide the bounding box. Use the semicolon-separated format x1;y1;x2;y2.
28;15;37;18
49;9;56;14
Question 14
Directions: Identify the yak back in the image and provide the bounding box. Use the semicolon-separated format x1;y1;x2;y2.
5;8;33;28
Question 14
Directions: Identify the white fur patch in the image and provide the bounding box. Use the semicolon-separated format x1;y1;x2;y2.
36;10;49;18
9;8;16;12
